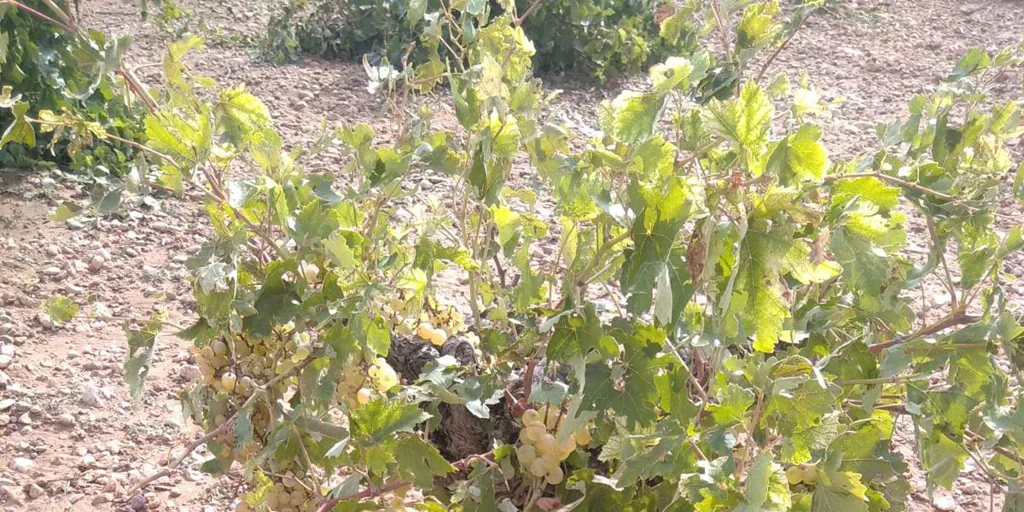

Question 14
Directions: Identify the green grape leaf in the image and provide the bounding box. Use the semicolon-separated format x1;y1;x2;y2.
292;200;340;247
609;436;679;489
736;451;791;512
233;407;254;447
735;1;781;53
830;225;888;297
244;471;275;507
407;0;427;26
830;177;900;210
922;432;967;489
218;85;273;145
394;435;456;489
465;0;486;16
649;52;710;94
547;304;602;362
0;102;35;149
324;234;357;270
350;399;431;446
786;239;842;284
365;317;391;357
659;8;693;46
947;48;990;81
529;380;568;406
600;91;666;144
0;85;19;107
300;356;340;409
124;313;163;401
767;123;828;182
811;468;870;512
829;412;904;481
144;112;211;171
583;321;670;428
705;82;774;173
490;204;521;247
782;414;841;464
621;178;696;316
44;295;79;323
707;382;755;426
725;226;794;352
48;202;84;222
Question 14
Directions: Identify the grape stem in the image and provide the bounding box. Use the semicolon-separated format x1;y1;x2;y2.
522;357;538;402
834;372;933;387
0;1;74;32
122;357;317;499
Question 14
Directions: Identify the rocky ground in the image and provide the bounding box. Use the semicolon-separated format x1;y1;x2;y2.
1;0;1023;511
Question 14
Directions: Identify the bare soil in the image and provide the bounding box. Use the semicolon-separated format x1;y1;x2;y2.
1;0;1022;511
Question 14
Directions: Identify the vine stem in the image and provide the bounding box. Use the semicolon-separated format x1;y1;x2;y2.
966;429;1024;469
834;372;933;387
315;452;494;512
925;213;959;309
710;1;733;63
37;0;70;25
0;1;74;32
753;9;812;82
575;230;631;287
116;68;160;112
674;137;724;171
522;357;538;402
201;168;290;262
25;118;179;166
123;358;316;498
666;340;709;404
866;309;978;353
3;1;158;112
515;0;546;26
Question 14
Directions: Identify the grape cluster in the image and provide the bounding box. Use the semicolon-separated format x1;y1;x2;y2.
188;318;401;509
416;322;449;346
335;356;399;407
234;471;315;512
297;261;320;284
373;290;474;348
515;405;591;485
785;465;818;486
193;329;313;398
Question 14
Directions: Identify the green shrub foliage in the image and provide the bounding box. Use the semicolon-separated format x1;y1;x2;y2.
0;2;146;176
261;0;698;81
7;0;1024;510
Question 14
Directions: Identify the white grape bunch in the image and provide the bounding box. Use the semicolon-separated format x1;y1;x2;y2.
515;405;591;485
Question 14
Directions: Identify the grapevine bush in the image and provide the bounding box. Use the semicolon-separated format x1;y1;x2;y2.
8;0;1024;511
260;0;701;82
0;1;149;180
